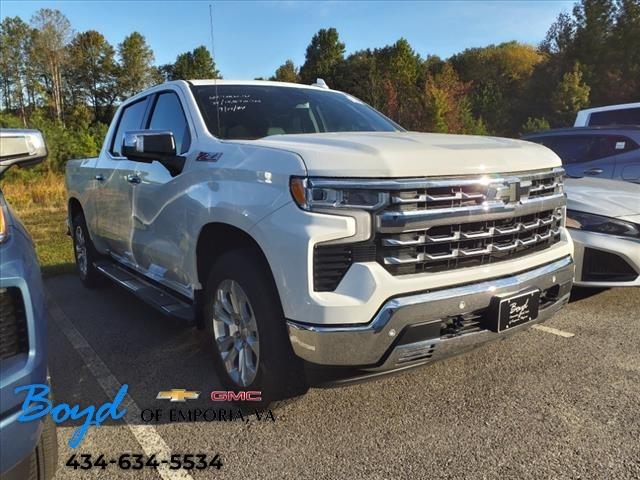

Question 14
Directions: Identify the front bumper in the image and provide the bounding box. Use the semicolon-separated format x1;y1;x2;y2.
287;255;574;369
1;224;49;474
570;228;640;287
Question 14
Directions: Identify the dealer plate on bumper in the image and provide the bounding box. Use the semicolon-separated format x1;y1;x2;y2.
492;289;540;332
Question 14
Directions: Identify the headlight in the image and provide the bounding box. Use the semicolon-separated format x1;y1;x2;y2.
289;177;388;211
566;210;640;238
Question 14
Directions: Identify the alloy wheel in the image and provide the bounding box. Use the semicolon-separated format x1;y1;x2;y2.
212;279;260;387
74;225;88;276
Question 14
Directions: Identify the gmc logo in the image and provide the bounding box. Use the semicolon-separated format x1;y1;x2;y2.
210;391;262;402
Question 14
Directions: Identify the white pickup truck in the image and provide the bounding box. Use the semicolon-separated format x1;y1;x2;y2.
66;80;574;406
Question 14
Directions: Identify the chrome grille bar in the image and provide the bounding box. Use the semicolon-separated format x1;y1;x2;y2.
377;193;565;233
381;213;562;247
383;228;560;265
307;167;565;191
373;168;565;275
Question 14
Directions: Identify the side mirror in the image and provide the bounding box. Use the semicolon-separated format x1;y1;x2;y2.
0;129;48;176
122;130;185;176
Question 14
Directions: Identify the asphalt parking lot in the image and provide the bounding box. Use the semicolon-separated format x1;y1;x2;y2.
45;274;639;480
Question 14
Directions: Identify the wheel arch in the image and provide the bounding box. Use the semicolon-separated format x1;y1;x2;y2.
67;197;83;223
195;222;282;328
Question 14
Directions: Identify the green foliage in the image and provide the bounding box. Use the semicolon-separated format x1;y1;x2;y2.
451;42;544;135
166;46;220;81
552;62;591;125
117;32;160;98
521;117;551;134
423;63;486;135
541;0;638;107
271;60;298;83
299;28;345;84
1;0;639;163
67;30;118;122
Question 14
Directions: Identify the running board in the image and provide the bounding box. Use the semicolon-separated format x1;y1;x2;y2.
94;259;195;325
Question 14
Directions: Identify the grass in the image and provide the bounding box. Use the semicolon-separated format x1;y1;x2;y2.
1;172;75;277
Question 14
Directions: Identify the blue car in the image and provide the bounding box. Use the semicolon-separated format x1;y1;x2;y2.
0;130;57;480
522;126;640;183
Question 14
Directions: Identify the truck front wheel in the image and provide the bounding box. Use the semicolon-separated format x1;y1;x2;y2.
71;211;102;288
203;248;307;409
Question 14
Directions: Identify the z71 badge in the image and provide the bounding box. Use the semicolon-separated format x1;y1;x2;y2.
196;151;223;162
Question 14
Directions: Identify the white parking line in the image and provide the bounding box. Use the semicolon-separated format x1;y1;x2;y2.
48;296;195;480
532;324;575;338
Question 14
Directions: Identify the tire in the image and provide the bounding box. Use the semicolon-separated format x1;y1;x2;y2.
71;211;103;288
26;415;58;480
203;248;308;410
39;415;58;480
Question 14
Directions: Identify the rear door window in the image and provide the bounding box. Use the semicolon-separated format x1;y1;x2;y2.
587;136;618;161
609;135;640;153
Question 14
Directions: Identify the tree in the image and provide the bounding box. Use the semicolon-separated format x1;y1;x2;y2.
521;117;550;134
552;62;590;126
117;32;159;98
611;0;640;101
299;28;345;85
423;62;486;135
450;42;544;135
334;49;380;108
540;12;575;55
374;39;423;128
67;30;117;122
30;8;73;123
271;59;298;83
169;46;219;81
0;17;33;124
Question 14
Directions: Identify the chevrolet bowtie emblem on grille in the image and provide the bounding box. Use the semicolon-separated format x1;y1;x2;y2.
488;180;532;203
156;389;200;402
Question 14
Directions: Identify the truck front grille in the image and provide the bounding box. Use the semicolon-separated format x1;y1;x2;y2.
379;209;562;275
0;287;29;360
375;168;565;276
312;168;566;289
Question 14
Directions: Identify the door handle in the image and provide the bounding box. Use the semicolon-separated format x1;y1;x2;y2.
126;174;141;184
584;168;603;175
94;174;105;181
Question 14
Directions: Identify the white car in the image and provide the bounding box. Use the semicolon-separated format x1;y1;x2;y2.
565;177;640;287
574;102;640;127
65;80;575;406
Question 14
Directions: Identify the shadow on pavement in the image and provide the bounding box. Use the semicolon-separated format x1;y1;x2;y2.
44;275;263;427
569;286;608;303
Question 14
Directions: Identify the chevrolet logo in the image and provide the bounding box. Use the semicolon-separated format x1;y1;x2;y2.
488;180;531;203
156;389;200;402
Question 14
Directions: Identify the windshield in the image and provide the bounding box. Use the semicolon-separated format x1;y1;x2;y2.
191;84;402;140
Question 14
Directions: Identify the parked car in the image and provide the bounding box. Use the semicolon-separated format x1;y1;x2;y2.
574;102;640;127
65;79;574;407
564;177;640;288
0;130;57;480
522;126;640;183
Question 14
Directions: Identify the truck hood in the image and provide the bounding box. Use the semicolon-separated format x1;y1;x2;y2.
249;131;561;177
564;177;640;219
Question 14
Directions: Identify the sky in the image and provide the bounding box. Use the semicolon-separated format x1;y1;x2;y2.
1;0;575;79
